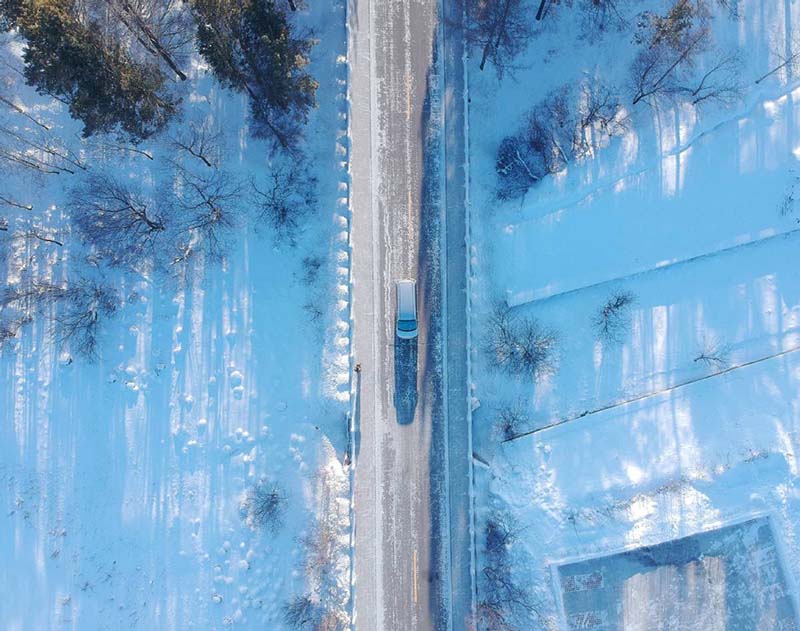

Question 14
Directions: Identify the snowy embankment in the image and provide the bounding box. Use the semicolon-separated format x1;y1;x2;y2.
0;2;351;630
468;0;800;629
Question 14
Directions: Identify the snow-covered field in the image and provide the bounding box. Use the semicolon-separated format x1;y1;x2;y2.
0;3;351;630
468;0;800;628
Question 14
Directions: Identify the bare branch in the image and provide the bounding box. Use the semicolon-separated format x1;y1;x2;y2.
484;303;558;379
170;120;222;168
0;195;32;211
70;173;167;269
593;290;636;343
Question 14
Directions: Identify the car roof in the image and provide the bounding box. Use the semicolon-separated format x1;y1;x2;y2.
397;280;416;320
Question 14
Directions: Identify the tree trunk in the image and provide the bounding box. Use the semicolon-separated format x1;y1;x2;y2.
114;0;188;81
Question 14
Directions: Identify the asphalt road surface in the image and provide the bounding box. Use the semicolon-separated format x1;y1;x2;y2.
348;0;472;627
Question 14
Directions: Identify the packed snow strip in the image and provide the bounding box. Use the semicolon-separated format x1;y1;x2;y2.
496;84;800;306
321;38;354;406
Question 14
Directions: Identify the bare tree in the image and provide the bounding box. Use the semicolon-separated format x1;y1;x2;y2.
631;29;709;105
0;125;86;172
630;0;740;106
464;0;535;77
241;479;287;533
577;0;629;36
571;83;629;158
0;280;65;349
693;336;731;369
102;0;193;81
682;52;741;105
756;34;800;84
0;194;32;211
479;514;544;630
89;140;154;161
173;169;242;262
170;120;223;168
593;290;636;343
53;280;118;360
485;303;557;379
251;161;317;242
496;83;627;200
0;277;117;359
493;399;530;441
70;173;166;269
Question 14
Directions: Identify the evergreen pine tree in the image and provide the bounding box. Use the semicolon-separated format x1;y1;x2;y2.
192;0;317;149
5;0;177;140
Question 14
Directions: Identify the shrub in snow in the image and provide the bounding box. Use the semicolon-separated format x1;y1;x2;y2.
693;336;731;369
241;479;286;533
484;304;557;380
593;290;636;344
493;400;530;442
283;593;321;629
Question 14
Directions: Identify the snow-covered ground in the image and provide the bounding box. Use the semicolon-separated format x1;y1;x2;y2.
0;3;351;630
468;0;800;628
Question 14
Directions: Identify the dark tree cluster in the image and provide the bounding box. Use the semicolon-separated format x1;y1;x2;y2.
1;0;320;149
1;0;179;141
191;0;318;150
495;83;627;200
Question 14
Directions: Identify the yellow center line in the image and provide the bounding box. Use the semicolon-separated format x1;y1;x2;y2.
406;73;412;122
407;188;414;245
413;549;418;604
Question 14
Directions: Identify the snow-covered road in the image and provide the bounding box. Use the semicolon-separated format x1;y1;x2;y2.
348;0;473;626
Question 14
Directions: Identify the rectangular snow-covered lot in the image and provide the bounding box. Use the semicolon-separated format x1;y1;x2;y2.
489;344;800;628
556;517;797;631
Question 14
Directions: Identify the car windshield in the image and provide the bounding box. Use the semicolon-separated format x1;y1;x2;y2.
398;319;417;332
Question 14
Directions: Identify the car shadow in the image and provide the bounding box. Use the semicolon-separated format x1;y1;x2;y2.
393;336;419;424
